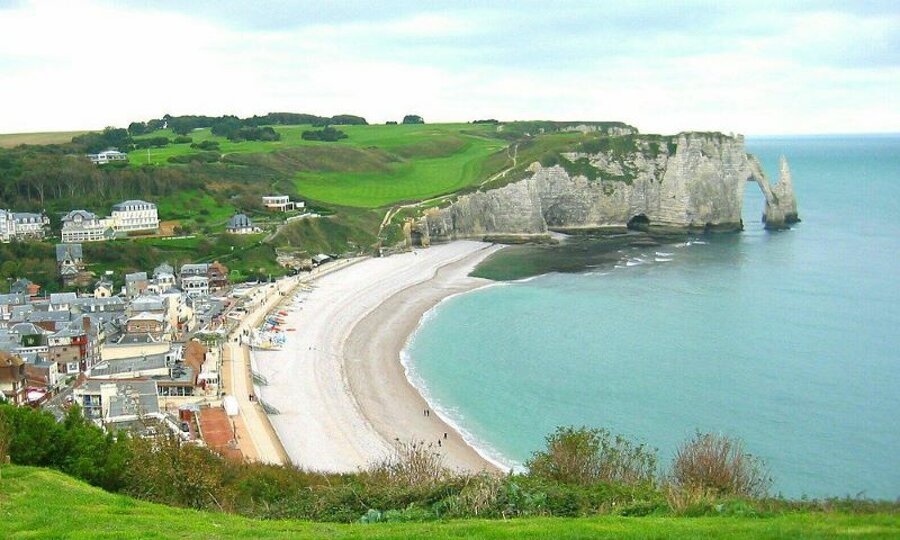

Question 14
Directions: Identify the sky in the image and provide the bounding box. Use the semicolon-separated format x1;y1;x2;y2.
0;0;897;135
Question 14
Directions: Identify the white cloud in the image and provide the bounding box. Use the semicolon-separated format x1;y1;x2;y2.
0;0;897;134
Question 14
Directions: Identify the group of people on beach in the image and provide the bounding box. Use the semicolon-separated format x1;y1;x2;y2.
423;409;449;447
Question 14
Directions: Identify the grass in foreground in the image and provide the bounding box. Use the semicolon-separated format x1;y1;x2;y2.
1;466;897;539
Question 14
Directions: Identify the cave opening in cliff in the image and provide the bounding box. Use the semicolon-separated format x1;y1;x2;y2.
627;214;650;232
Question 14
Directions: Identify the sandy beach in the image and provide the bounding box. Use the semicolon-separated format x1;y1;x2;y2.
253;241;504;473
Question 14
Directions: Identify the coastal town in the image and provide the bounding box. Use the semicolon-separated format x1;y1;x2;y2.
0;187;328;462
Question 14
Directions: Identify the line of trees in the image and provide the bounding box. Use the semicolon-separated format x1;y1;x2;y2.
0;148;204;209
130;112;369;137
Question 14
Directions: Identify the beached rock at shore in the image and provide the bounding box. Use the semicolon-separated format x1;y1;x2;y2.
417;132;799;241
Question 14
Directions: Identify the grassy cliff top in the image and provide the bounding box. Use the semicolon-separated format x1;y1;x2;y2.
1;465;897;539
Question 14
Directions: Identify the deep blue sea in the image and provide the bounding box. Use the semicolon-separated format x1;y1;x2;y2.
405;135;900;499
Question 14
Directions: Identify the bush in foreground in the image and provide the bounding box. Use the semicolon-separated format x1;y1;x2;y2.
526;426;657;487
668;431;771;502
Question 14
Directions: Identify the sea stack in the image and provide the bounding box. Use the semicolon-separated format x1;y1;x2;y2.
762;155;800;229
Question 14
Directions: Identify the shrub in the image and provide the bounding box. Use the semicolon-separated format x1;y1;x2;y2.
190;140;220;151
167;152;220;164
173;136;193;144
669;431;771;499
301;126;348;142
402;115;424;124
124;435;228;510
526;426;657;486
367;440;449;488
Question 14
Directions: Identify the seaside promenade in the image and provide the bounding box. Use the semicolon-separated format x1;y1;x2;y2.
222;259;360;465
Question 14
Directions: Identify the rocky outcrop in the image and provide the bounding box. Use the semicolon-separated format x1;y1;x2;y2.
416;132;799;242
760;156;799;229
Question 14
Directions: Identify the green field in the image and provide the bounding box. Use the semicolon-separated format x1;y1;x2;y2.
130;123;509;209
0;130;88;148
154;189;237;224
0;466;896;539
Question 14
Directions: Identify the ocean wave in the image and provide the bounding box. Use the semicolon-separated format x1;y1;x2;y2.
655;257;673;262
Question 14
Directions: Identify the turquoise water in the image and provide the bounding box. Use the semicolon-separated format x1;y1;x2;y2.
405;135;900;499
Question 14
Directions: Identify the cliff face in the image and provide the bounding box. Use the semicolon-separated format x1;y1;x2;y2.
417;132;796;242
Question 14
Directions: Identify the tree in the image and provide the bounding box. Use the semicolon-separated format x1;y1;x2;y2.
402;115;424;125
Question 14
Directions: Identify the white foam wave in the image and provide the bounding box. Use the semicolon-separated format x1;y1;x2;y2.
399;346;518;472
397;283;518;472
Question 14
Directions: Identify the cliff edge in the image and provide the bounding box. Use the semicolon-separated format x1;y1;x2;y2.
415;132;798;242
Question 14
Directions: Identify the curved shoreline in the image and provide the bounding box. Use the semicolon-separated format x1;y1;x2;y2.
397;286;516;472
343;246;505;473
253;241;504;473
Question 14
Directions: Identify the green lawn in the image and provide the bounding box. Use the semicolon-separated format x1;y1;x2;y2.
155;189;236;224
1;466;897;539
129;123;509;208
294;134;506;208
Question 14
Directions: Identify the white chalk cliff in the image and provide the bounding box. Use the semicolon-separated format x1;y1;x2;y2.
416;132;799;242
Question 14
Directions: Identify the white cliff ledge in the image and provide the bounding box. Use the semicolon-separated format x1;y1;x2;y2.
416;132;799;242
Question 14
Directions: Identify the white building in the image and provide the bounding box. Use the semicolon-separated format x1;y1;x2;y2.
61;210;115;243
262;195;304;212
181;275;210;298
0;209;49;242
86;149;128;165
111;200;159;234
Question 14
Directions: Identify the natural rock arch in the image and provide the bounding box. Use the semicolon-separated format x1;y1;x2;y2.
752;156;799;230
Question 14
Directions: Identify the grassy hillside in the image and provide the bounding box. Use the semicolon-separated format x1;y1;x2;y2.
0;466;897;539
0;119;650;287
0;130;89;148
129;123;507;208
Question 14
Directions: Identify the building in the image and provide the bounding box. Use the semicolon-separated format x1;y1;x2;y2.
179;262;227;291
152;262;177;291
262;195;304;212
125;272;149;300
0;293;28;322
56;244;85;286
0;210;49;242
225;213;259;234
86;149;128;165
9;278;41;297
111;200;159;234
74;379;159;421
94;279;115;298
61;210;115;243
125;312;168;339
0;351;27;405
179;263;209;280
48;320;91;375
208;261;229;290
181;275;209;299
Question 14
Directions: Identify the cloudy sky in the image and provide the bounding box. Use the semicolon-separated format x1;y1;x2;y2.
1;0;897;135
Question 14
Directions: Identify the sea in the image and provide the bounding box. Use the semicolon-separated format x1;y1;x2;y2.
403;135;900;500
